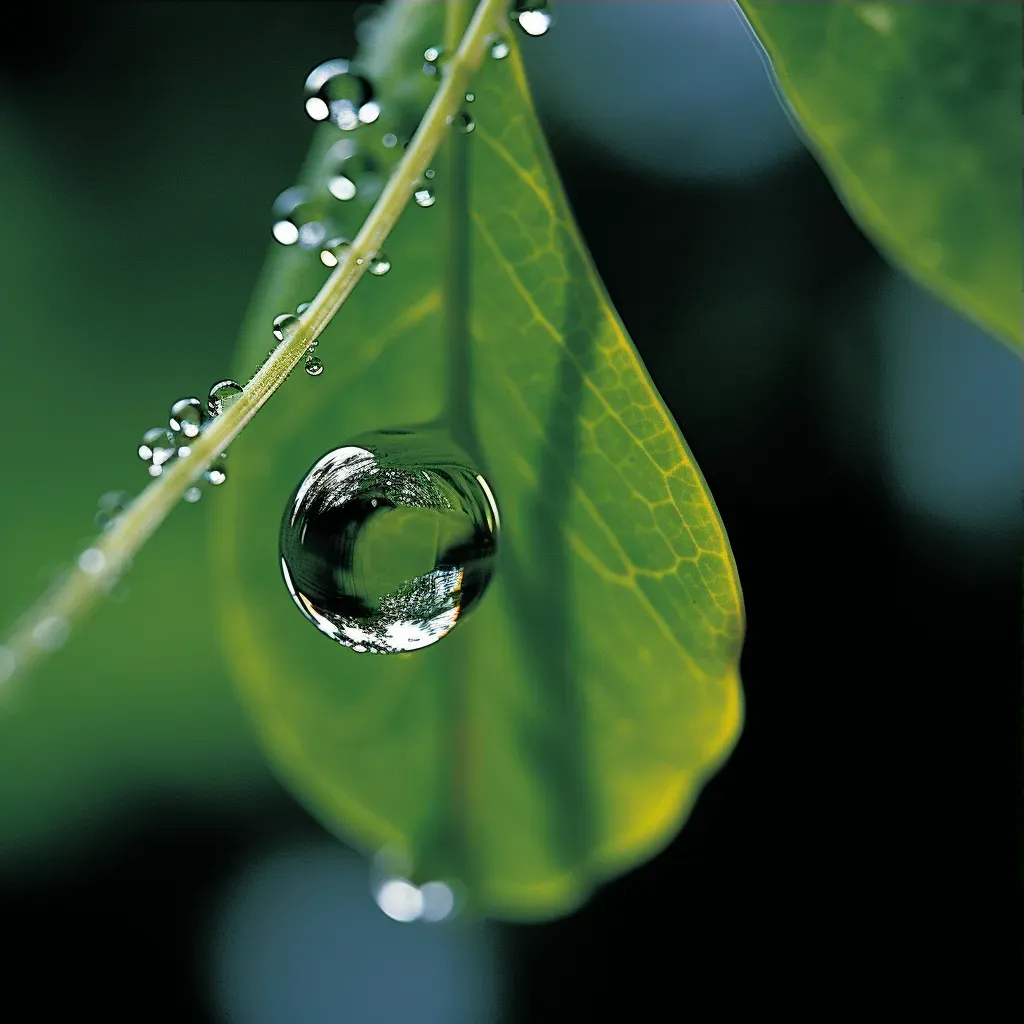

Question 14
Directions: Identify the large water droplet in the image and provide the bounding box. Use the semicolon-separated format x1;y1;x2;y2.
327;174;357;201
304;356;324;376
169;398;204;439
272;313;299;341
279;432;499;654
512;1;553;36
368;254;391;276
208;380;243;417
303;58;375;131
138;427;177;467
414;187;435;208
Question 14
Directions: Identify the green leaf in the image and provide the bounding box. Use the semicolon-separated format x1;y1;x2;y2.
738;0;1022;353
215;3;743;920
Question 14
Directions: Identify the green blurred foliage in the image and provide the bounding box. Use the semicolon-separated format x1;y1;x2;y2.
217;3;743;921
0;4;361;865
739;0;1022;352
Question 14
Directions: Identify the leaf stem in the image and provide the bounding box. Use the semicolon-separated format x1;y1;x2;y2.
0;0;510;691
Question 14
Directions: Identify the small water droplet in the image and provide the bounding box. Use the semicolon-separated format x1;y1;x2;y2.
319;237;351;268
272;313;299;341
0;646;15;685
465;92;475;103
296;303;311;315
414;187;435;208
327;174;357;201
489;35;511;59
183;487;203;504
138;427;177;467
382;132;398;148
207;380;243;417
205;465;228;486
95;491;132;531
32;615;68;652
279;432;499;654
424;168;435;180
420;881;456;922
455;110;475;134
303;58;375;131
271;186;326;248
512;1;552;36
368;254;391;276
78;547;106;575
169;398;205;439
305;356;324;376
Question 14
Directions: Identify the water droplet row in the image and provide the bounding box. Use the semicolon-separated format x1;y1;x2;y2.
136;380;242;499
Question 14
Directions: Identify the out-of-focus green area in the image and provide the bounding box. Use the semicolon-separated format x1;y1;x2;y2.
0;4;366;865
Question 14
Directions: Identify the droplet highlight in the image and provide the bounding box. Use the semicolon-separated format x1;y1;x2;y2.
414;187;435;208
279;432;499;654
319;237;351;268
489;35;511;59
304;356;324;376
368;254;391;276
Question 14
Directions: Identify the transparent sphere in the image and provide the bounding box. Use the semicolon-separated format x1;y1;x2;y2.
279;431;499;654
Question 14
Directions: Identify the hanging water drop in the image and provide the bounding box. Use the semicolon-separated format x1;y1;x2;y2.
488;35;511;59
512;0;553;36
304;355;324;377
465;91;475;103
455;110;475;134
183;487;203;504
279;431;499;654
169;398;204;439
138;427;177;467
272;313;299;341
368;254;391;276
319;237;351;268
207;380;243;417
414;187;435;208
205;464;227;486
303;58;375;131
382;132;398;148
296;303;311;315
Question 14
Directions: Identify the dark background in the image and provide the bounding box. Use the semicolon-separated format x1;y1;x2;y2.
0;2;1017;1019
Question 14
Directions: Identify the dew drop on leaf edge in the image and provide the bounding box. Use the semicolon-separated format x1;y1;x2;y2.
279;432;499;655
169;398;204;439
208;380;243;417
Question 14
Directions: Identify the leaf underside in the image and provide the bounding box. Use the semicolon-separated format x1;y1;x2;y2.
739;0;1022;354
215;2;743;920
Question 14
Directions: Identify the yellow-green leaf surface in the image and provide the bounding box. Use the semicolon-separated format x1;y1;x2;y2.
216;4;743;919
739;0;1022;353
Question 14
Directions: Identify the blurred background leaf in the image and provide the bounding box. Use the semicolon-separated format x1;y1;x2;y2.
737;0;1022;352
216;2;743;921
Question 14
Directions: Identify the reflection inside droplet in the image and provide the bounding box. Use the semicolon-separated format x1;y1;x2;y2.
279;433;499;654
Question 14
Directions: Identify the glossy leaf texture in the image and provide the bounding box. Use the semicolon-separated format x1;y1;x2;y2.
215;3;743;920
738;0;1022;354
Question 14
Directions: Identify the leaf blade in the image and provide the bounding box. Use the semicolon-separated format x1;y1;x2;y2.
216;5;744;920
